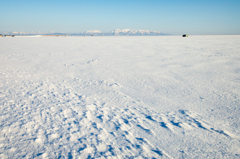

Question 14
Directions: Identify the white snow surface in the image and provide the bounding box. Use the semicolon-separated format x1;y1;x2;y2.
1;36;240;158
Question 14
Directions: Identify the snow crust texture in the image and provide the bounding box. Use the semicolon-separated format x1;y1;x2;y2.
1;36;240;158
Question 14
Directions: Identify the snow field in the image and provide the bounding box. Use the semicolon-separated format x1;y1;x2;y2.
0;36;240;158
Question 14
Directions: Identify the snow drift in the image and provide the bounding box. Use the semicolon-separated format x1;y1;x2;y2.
0;36;240;158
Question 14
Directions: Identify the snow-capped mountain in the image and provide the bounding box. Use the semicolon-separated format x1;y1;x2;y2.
1;31;65;35
2;29;167;36
70;29;165;36
110;29;162;35
85;30;102;34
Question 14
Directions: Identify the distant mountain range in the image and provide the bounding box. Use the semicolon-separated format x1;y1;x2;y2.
2;29;168;36
70;29;167;36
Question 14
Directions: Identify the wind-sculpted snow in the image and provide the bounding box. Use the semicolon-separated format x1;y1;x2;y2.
0;36;240;158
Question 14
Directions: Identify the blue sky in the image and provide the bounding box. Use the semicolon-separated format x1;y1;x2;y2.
0;0;239;35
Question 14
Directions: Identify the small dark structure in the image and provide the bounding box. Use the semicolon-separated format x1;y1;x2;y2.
182;34;189;37
4;35;15;37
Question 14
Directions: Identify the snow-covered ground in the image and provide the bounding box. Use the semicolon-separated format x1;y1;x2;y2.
0;36;240;158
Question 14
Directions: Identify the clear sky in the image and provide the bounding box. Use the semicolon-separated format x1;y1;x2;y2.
0;0;239;35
